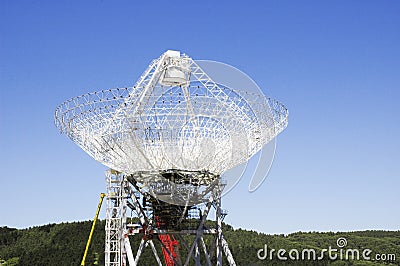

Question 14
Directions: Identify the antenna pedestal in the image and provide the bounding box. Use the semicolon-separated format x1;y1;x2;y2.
104;169;236;266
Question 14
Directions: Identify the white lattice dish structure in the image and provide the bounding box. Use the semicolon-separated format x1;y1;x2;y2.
55;50;288;183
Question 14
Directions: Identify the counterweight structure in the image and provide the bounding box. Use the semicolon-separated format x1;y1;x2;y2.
55;50;288;265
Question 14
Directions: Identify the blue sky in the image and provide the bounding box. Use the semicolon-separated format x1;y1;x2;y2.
0;1;399;234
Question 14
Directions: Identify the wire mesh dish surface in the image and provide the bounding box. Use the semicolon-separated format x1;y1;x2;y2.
55;51;288;180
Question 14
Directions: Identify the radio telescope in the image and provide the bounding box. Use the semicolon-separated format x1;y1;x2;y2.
55;50;288;266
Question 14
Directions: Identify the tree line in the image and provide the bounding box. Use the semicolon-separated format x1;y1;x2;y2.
0;221;398;265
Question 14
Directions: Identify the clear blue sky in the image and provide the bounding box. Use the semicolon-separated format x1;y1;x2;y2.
1;1;399;234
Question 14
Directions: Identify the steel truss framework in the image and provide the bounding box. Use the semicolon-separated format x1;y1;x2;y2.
55;51;288;266
55;51;289;180
105;170;236;266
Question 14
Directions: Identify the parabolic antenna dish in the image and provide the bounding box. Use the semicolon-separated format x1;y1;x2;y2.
55;50;288;205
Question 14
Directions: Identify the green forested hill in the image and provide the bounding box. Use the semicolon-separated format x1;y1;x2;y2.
0;221;399;266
